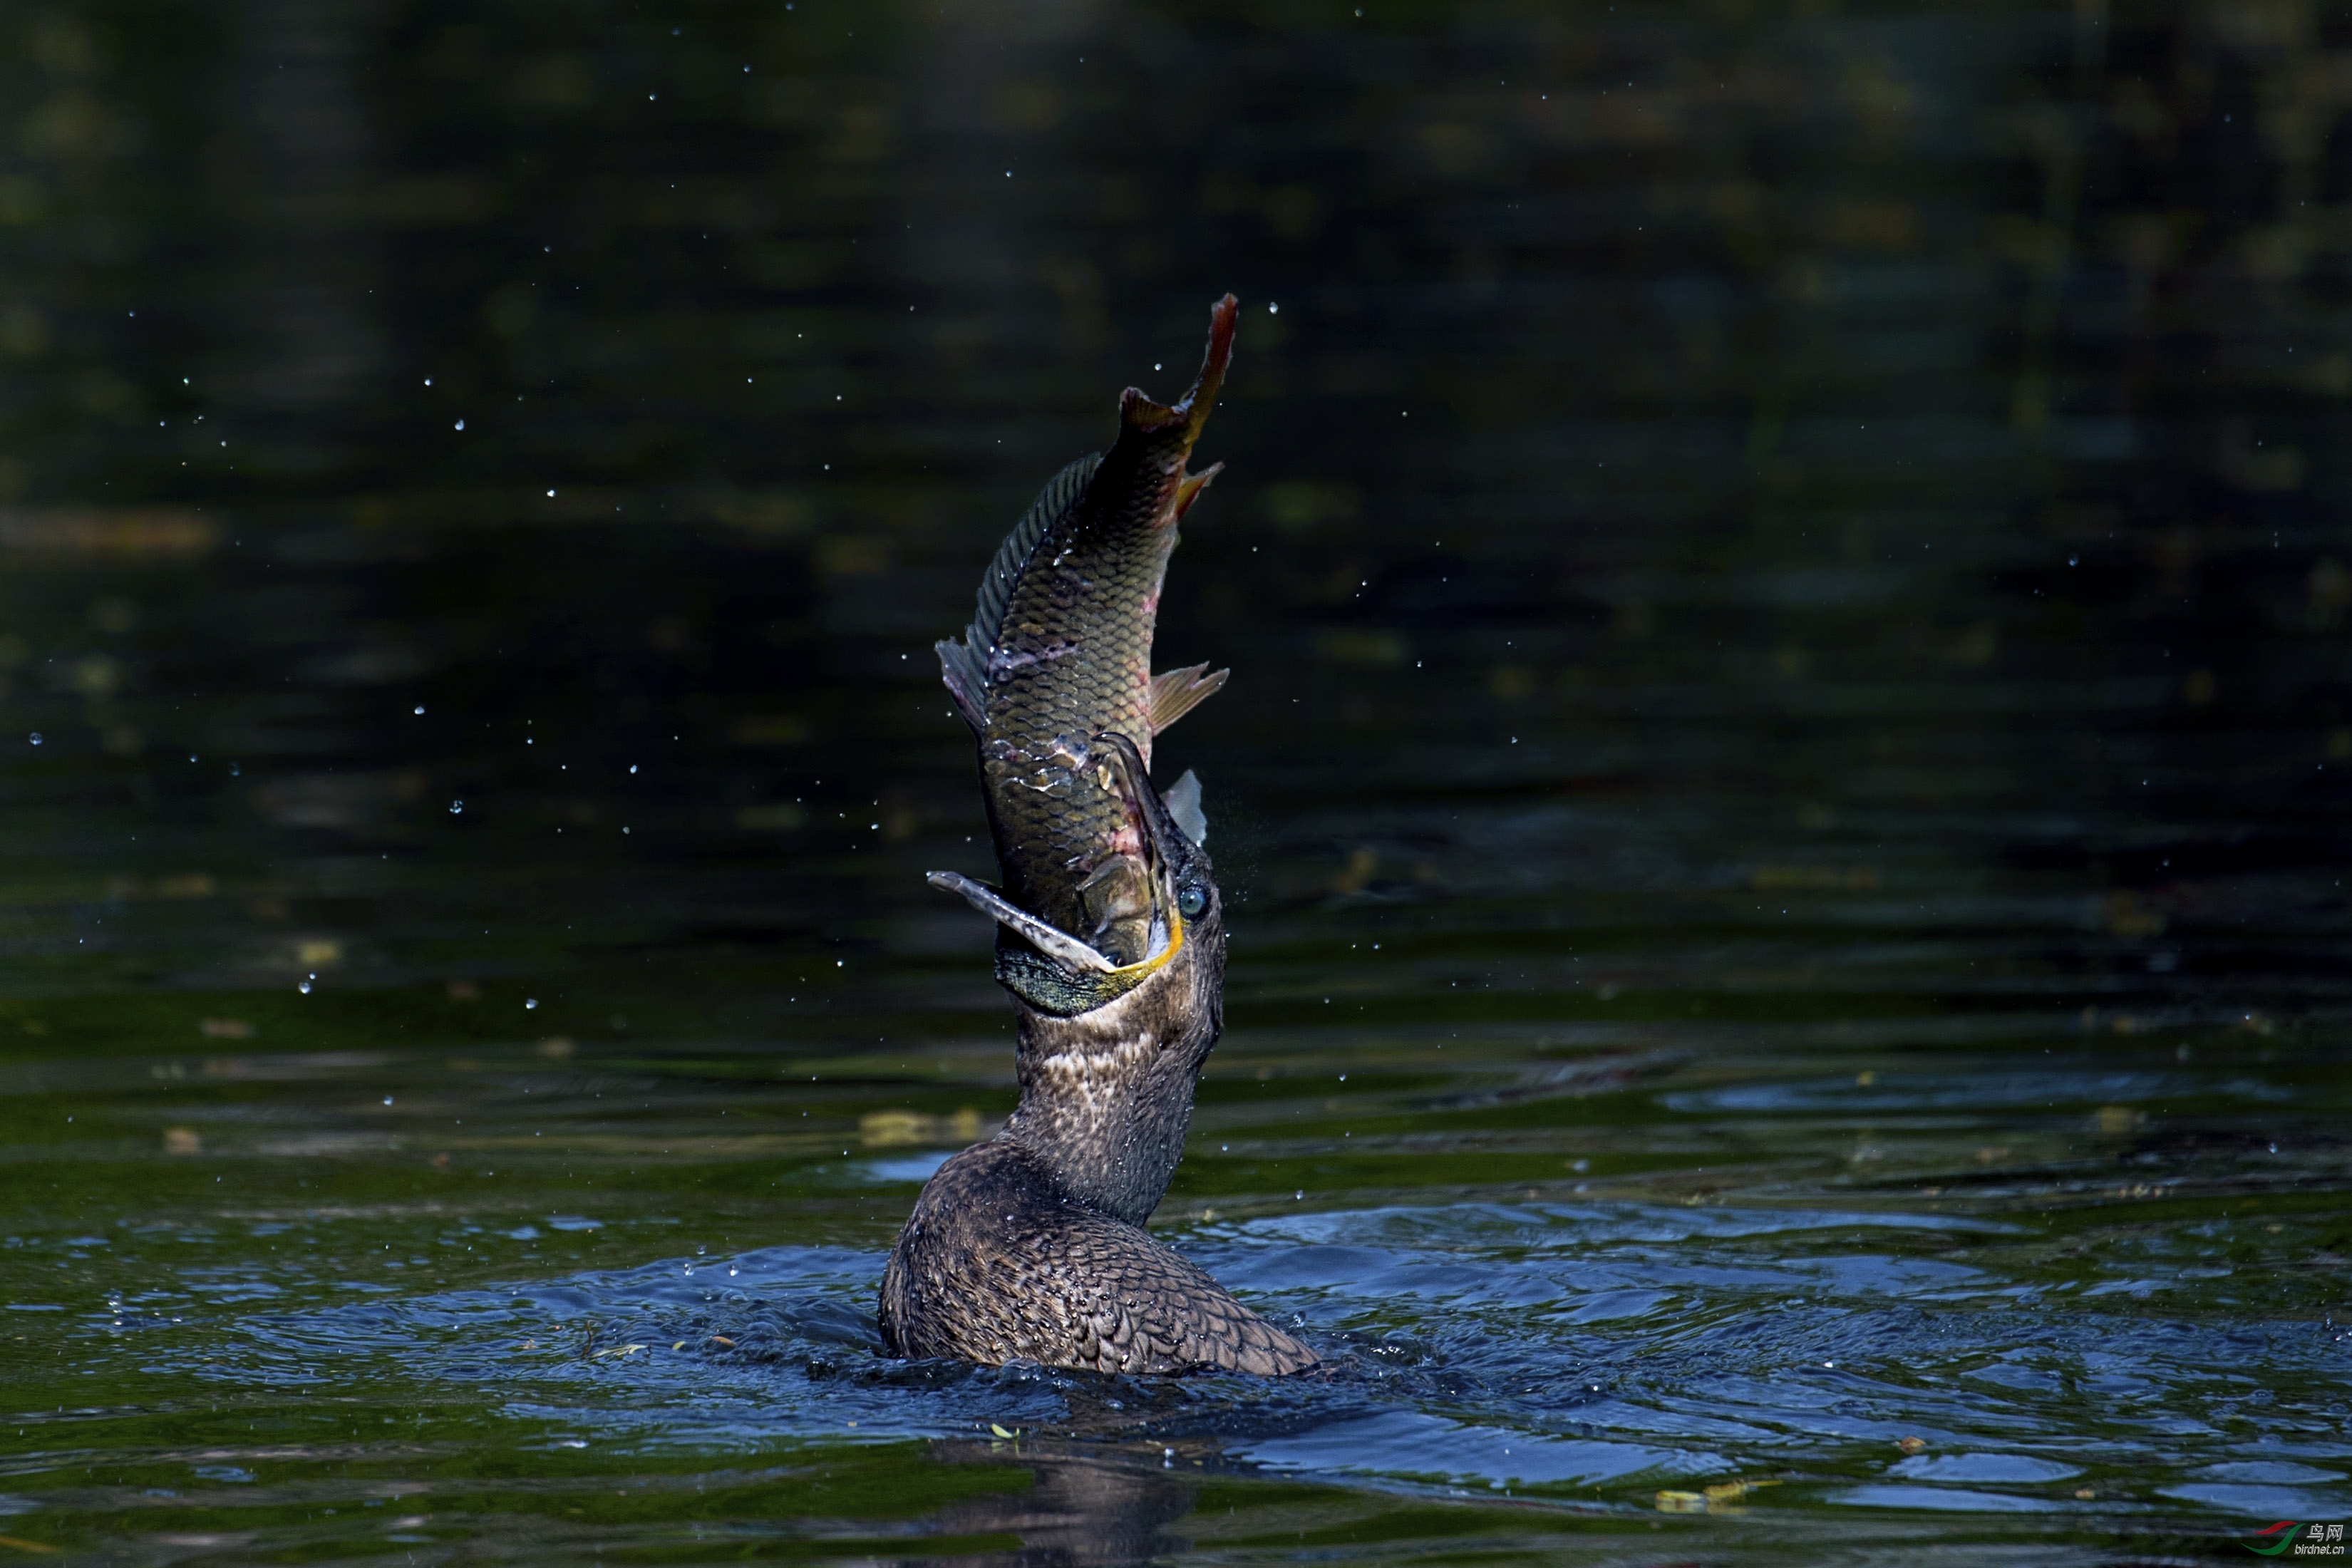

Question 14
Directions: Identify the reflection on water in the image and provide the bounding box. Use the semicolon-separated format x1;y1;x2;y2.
1;0;2348;1559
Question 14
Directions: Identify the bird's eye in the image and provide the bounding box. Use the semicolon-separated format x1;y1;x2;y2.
1177;886;1207;918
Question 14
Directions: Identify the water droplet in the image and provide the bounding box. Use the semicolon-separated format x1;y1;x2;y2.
454;419;465;431
413;705;425;716
546;488;556;498
525;999;539;1011
297;979;312;995
383;1096;394;1106
449;799;463;815
27;733;41;746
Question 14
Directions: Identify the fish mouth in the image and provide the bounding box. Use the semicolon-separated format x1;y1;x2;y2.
927;728;1200;1011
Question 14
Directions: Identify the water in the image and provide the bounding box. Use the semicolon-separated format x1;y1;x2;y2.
3;0;2349;1560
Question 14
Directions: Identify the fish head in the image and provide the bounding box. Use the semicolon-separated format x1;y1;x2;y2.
1076;852;1156;966
991;729;1220;1019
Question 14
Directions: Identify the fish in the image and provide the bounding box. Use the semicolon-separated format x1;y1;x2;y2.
934;294;1237;970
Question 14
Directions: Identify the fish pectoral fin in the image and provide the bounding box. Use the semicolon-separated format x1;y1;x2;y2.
1164;770;1207;847
1146;664;1229;735
924;871;1116;974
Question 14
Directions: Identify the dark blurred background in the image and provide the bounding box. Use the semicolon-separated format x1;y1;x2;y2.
4;0;2346;1013
1;2;2348;1556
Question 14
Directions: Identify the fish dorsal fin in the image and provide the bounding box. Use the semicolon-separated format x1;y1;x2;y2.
937;453;1100;735
971;453;1100;653
1147;663;1228;734
1164;769;1207;846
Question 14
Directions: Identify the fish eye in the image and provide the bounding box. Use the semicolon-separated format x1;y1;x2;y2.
1177;885;1207;918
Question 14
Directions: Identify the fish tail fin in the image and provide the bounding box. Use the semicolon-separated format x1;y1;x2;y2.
937;635;989;734
1118;293;1239;442
1147;662;1228;734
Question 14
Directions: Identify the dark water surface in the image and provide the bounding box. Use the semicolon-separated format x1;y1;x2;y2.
4;1;2349;1561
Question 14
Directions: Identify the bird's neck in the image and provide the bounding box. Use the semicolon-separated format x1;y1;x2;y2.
1000;927;1224;1224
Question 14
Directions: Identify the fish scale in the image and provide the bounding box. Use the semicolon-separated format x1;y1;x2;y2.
937;296;1239;961
985;517;1168;875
